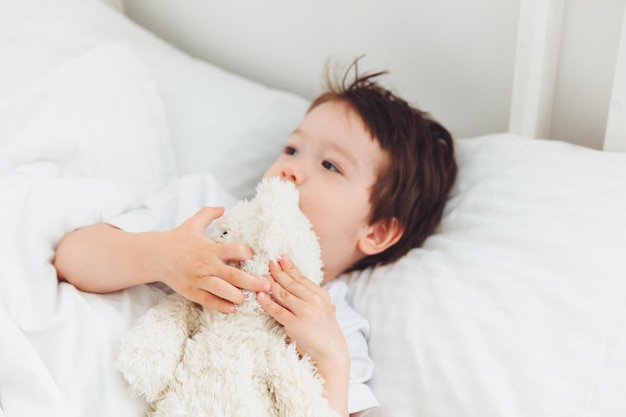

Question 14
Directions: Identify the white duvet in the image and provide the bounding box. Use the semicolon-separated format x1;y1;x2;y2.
0;46;175;417
0;171;163;417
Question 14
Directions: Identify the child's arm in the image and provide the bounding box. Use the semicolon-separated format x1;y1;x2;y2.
257;255;351;417
54;207;270;313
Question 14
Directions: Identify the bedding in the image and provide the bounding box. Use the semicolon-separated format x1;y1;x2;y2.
0;46;168;417
343;135;626;416
0;0;309;200
2;1;626;417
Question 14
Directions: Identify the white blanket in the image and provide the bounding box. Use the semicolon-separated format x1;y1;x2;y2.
0;45;177;417
0;169;165;417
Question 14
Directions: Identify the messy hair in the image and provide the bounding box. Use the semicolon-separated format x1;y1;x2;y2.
309;58;458;271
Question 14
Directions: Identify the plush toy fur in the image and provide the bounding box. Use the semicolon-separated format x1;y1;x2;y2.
115;177;339;417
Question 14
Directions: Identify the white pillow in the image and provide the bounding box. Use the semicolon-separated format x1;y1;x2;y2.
0;44;175;192
0;0;310;199
341;133;626;417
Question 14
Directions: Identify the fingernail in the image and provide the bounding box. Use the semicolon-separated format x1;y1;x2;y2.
263;283;271;292
258;292;266;300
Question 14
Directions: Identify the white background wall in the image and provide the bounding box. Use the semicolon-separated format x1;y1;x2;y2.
122;0;625;150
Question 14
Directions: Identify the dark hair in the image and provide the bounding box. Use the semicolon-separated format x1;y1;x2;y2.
309;59;458;272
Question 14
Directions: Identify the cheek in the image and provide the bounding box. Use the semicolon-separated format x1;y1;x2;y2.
298;194;334;244
299;197;328;233
299;184;373;249
302;196;363;245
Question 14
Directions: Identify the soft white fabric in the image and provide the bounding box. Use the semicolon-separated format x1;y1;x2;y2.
0;172;164;417
107;173;237;234
0;45;174;417
0;44;176;193
341;134;626;417
0;0;309;200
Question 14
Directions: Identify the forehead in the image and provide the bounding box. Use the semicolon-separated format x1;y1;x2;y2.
303;100;367;133
300;100;386;160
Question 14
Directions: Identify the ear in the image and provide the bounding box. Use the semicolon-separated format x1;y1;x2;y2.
358;217;404;256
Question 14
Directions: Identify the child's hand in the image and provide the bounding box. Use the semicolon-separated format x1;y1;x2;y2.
54;207;270;314
257;254;350;415
153;207;270;313
256;254;349;368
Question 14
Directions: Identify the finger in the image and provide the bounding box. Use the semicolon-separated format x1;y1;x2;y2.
213;260;270;293
265;268;297;309
191;289;236;314
269;258;315;300
266;266;315;318
278;254;321;291
198;274;246;305
277;254;301;278
257;291;294;326
186;206;225;231
215;242;254;263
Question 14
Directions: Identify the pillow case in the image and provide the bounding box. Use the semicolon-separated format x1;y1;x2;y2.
341;133;626;417
0;0;310;199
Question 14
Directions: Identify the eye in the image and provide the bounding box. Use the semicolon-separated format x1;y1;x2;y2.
285;146;298;156
322;160;341;173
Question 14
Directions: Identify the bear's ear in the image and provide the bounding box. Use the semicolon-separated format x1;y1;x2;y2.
357;217;404;256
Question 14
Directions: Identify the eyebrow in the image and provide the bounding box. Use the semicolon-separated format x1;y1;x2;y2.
292;128;359;167
328;141;358;167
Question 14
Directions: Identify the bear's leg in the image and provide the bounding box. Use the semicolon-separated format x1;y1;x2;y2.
264;337;338;417
116;294;201;402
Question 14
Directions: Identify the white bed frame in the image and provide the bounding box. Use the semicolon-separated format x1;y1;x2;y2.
510;0;626;152
605;5;626;152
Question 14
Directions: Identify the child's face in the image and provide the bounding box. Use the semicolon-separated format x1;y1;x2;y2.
263;100;388;283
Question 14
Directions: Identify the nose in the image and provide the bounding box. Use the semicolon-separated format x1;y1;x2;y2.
280;161;304;186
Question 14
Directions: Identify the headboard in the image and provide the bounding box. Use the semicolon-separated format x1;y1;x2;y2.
510;0;626;152
113;0;626;152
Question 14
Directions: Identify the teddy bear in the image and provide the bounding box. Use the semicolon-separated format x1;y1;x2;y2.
115;177;340;417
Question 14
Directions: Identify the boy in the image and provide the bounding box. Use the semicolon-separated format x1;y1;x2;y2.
54;63;457;417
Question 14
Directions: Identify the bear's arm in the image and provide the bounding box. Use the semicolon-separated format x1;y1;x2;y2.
115;293;201;402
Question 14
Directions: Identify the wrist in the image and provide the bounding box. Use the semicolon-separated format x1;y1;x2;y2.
315;348;350;417
138;230;172;286
316;348;350;378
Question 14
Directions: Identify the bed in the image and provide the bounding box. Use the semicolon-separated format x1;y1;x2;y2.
1;1;625;416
